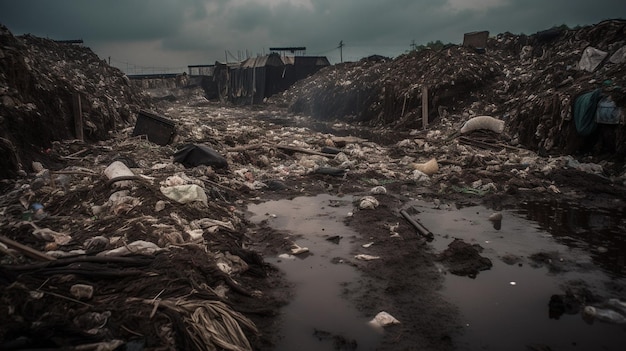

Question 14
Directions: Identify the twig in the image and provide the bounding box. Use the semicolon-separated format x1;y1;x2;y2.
39;290;93;307
0;235;55;261
400;209;434;241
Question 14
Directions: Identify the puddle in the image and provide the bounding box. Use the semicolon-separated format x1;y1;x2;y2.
411;200;626;351
247;194;382;351
248;195;626;350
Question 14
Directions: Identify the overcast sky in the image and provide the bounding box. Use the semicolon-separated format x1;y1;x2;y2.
0;0;623;74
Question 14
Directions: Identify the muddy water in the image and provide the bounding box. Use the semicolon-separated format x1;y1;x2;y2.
412;200;626;351
248;194;382;351
249;195;625;350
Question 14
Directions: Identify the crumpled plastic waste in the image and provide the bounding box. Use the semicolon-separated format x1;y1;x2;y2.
216;252;249;275
460;115;505;134
608;45;626;64
160;184;208;206
359;196;379;210
370;186;387;194
583;305;626;324
73;310;111;335
355;254;381;261
70;284;94;300
411;158;439;176
578;46;608;72
25;222;72;246
368;311;400;329
97;240;165;257
291;243;309;255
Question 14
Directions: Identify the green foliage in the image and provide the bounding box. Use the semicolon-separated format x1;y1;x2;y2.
411;40;449;52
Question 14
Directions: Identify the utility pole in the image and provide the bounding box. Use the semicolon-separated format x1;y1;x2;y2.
411;40;417;51
338;40;344;63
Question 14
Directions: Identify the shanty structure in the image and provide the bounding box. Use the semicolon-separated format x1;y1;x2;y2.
213;53;330;104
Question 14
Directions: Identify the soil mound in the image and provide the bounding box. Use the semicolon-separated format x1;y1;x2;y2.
0;24;149;178
277;19;626;160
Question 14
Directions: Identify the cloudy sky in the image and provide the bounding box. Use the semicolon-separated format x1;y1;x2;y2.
0;0;623;74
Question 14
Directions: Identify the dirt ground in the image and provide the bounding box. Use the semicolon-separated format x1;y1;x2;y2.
2;20;626;351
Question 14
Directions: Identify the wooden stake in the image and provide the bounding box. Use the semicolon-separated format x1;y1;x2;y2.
72;92;83;140
421;86;429;130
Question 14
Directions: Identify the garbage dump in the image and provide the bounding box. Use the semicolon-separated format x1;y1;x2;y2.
1;18;626;351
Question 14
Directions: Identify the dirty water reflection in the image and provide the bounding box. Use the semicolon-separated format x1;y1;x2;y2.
412;200;625;351
248;194;382;351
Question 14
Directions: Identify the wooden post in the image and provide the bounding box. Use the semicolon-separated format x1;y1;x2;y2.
72;92;83;140
421;86;428;130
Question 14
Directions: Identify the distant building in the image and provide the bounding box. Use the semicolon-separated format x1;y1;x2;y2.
211;52;330;104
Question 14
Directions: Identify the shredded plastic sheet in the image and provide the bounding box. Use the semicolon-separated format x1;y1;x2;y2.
578;46;608;72
160;184;208;206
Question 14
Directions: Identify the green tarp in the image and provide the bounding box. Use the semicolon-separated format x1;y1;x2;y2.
573;89;602;136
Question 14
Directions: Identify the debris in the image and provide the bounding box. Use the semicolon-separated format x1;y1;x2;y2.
368;311;400;328
410;158;439;176
98;240;165;257
370;186;387;194
173;144;228;169
460;116;505;134
104;161;135;188
355;254;381;261
131;109;176;145
400;209;434;240
578;46;608;72
290;243;309;255
582;305;626;324
359;196;379;210
160;184;208;206
0;235;56;261
488;212;503;222
70;284;94;300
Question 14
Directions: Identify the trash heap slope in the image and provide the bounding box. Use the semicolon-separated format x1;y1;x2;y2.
0;24;149;178
278;19;626;160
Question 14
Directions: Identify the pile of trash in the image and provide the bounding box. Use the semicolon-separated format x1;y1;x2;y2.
277;19;626;160
0;24;149;178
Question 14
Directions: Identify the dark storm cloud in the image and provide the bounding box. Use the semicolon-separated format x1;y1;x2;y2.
0;0;623;70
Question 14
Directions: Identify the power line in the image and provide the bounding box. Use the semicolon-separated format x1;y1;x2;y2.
338;40;344;63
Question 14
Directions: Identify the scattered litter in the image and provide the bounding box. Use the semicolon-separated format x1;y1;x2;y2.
582;306;626;324
290;243;309;255
368;311;400;328
410;158;439;176
362;242;375;248
460;116;505;134
160;184;208;206
70;284;95;300
278;253;296;260
98;240;165;257
359;196;379;210
173;143;228;169
370;186;387;194
355;254;381;261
